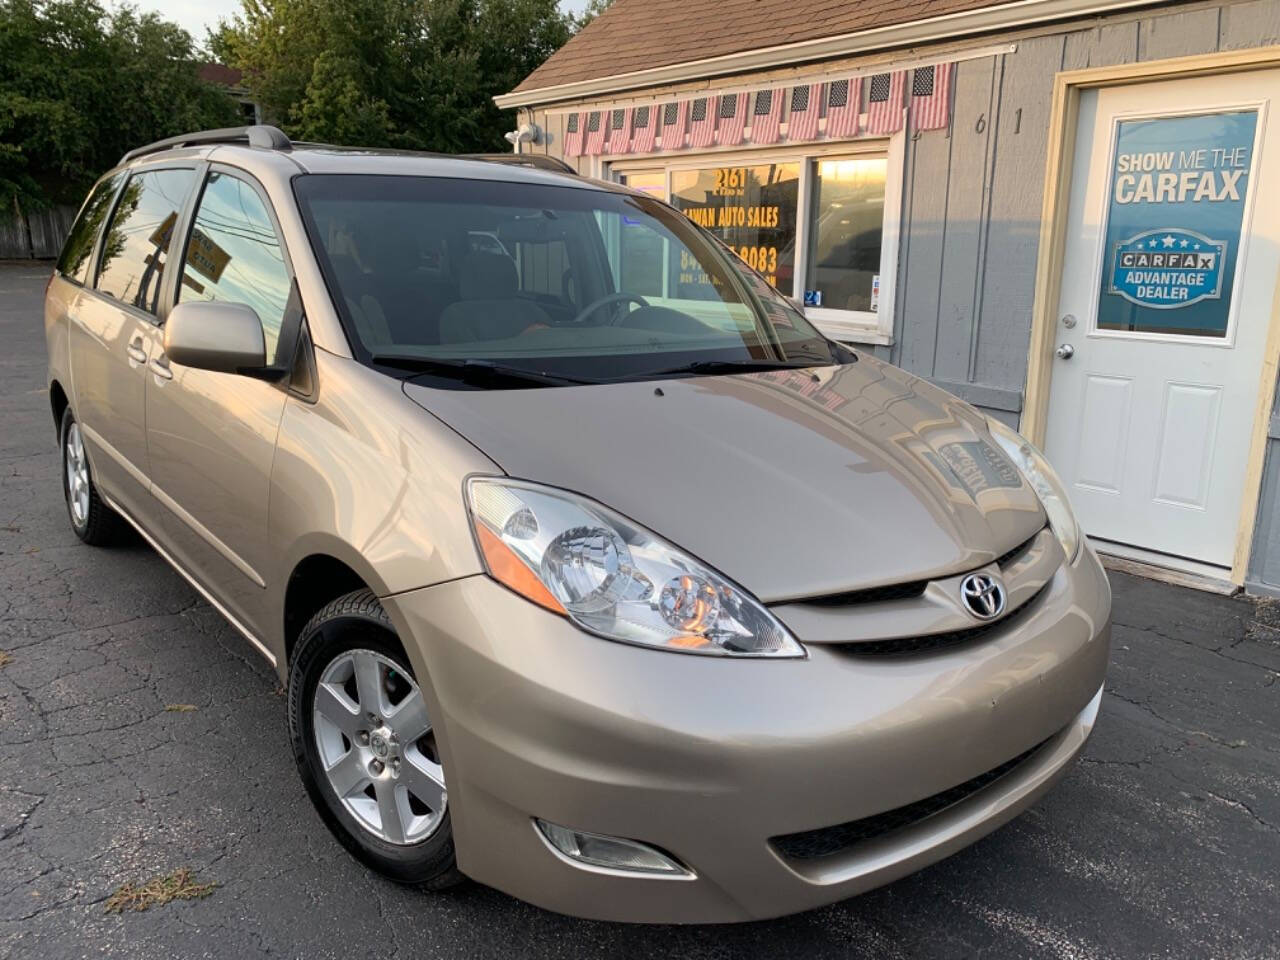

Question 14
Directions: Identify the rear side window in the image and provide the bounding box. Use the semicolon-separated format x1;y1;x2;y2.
96;168;197;315
178;171;291;362
57;174;123;284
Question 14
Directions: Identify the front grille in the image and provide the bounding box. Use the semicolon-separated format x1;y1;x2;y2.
800;579;929;607
996;526;1045;568
837;583;1048;658
771;738;1050;860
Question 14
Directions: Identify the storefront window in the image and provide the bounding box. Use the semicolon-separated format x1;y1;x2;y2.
669;163;799;295
612;146;897;343
614;171;667;298
804;157;886;314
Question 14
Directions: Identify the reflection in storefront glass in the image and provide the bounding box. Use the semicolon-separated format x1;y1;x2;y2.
617;172;667;298
669;163;799;297
805;157;886;313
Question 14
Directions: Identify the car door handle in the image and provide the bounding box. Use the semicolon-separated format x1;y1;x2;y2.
126;340;148;365
150;355;173;380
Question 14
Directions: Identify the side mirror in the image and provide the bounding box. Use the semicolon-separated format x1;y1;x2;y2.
164;301;267;375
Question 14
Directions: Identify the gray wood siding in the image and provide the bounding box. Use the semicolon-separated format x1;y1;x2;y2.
890;0;1279;421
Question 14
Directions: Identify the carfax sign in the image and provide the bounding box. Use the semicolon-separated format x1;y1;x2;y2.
1098;110;1257;338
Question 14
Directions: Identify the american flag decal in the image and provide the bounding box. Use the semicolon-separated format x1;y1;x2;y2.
785;83;822;141
583;110;606;155
563;111;584;157
631;105;655;153
910;63;953;131
659;100;689;149
866;71;905;135
604;107;632;154
750;88;782;144
716;92;747;145
689;96;717;147
825;77;861;139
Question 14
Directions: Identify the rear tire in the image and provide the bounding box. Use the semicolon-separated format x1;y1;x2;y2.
288;589;464;889
60;407;124;546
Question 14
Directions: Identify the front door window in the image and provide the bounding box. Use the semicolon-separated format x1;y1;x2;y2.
178;171;292;362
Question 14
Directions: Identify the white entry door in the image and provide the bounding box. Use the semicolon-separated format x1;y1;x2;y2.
1044;69;1280;570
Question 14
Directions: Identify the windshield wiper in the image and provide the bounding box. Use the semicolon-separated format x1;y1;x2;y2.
370;354;594;387
620;358;825;380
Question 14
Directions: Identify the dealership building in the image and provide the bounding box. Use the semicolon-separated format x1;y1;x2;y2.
498;0;1280;595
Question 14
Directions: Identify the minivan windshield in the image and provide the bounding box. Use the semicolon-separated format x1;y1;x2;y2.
293;174;846;386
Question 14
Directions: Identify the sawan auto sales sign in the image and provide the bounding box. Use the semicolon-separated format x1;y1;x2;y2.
1098;110;1257;337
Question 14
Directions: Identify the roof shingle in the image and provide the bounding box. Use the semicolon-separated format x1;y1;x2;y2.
514;0;1012;94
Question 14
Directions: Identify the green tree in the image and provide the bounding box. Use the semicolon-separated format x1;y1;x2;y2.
0;0;239;207
210;0;577;153
574;0;614;28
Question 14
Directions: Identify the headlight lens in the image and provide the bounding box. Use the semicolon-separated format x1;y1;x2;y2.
466;478;803;657
986;417;1081;561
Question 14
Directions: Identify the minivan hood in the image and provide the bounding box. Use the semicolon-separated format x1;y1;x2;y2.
404;358;1046;603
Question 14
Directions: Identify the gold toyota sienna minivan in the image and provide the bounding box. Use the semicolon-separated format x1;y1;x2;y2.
44;126;1110;924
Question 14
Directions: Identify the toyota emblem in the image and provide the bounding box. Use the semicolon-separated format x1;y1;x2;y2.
960;573;1006;620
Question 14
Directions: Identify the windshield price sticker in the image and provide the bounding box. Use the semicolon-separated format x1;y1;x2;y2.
1097;110;1257;337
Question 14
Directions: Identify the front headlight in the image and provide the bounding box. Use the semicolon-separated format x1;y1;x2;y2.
466;478;804;658
986;417;1081;562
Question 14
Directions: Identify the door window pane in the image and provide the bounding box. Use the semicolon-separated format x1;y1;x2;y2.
96;168;197;314
58;173;123;284
179;171;292;361
804;156;886;313
669;163;799;295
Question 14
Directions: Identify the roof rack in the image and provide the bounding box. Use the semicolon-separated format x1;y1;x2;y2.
456;153;577;175
119;125;292;166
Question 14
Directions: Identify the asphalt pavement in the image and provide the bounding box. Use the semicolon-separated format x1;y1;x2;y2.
1;261;1278;959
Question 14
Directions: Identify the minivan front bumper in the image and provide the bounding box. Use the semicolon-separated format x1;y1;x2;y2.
383;546;1110;923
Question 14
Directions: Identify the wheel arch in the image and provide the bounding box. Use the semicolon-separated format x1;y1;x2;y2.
50;379;70;440
281;546;388;665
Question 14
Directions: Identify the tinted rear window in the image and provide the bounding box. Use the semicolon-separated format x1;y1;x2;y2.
57;174;123;284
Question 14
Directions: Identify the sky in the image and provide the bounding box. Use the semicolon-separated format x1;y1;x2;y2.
134;0;591;45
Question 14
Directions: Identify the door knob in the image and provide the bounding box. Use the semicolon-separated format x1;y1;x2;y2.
1055;343;1075;360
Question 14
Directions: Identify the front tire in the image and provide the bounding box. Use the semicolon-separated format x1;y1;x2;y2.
288;589;463;888
60;407;124;546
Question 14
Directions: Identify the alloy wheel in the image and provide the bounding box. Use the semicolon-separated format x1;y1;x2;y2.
65;421;90;528
312;649;446;845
